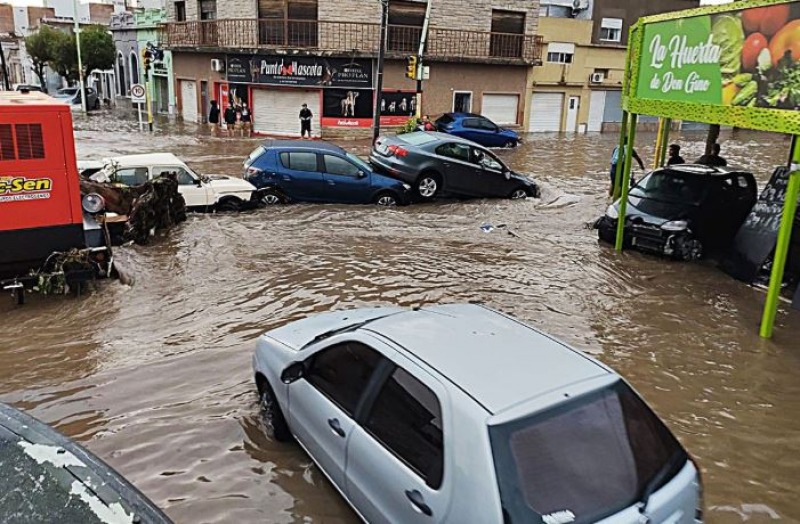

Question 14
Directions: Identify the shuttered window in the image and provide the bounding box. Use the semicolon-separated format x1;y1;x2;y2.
15;124;45;160
258;0;317;20
0;124;14;161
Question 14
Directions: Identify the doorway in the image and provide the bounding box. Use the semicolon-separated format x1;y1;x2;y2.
453;91;472;113
566;96;580;133
200;80;208;123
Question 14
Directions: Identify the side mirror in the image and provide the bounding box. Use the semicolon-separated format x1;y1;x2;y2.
193;178;203;187
281;362;305;384
357;171;367;179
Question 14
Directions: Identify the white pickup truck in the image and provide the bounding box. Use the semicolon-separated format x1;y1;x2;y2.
81;153;259;211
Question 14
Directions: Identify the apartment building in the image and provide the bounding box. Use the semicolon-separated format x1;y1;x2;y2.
163;0;543;137
529;0;699;132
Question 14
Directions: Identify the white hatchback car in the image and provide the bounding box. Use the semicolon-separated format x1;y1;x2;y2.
89;153;259;211
253;304;702;524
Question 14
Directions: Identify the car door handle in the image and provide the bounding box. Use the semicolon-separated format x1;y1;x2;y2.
327;418;345;438
405;490;432;516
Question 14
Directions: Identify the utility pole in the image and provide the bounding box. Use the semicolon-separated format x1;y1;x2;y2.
372;0;388;144
415;0;432;119
73;0;87;113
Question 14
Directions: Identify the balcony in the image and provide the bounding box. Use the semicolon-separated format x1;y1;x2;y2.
163;19;543;64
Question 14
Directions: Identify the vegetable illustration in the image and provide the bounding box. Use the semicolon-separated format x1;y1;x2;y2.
722;83;741;105
769;20;800;67
742;4;790;36
713;14;746;75
743;32;769;70
732;80;758;106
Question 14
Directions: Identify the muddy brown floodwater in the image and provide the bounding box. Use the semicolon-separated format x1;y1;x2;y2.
2;111;799;523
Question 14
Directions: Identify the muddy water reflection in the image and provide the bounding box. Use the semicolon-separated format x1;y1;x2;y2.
1;113;798;522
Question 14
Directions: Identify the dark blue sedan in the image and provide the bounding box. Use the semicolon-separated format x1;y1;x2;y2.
435;113;520;148
243;140;411;206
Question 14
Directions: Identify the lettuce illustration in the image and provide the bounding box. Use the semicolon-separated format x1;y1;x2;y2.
713;14;745;75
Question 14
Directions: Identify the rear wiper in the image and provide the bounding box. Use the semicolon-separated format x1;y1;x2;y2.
637;450;687;516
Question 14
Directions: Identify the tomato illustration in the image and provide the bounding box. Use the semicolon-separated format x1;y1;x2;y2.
742;32;769;70
742;4;791;36
769;19;800;66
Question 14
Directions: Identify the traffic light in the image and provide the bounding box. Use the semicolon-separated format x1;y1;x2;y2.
142;48;152;78
406;55;418;80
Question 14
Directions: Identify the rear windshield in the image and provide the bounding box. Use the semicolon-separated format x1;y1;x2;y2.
244;146;266;167
57;89;78;96
436;114;454;125
490;380;687;524
630;171;709;206
398;132;437;146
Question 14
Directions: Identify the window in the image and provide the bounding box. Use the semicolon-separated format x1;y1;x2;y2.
472;148;504;172
453;92;472;113
279;151;318;172
198;0;216;19
114;167;149;186
258;0;318;46
387;0;426;52
154;167;195;185
129;52;139;86
15;124;44;160
0;124;16;161
175;0;186;21
435;143;470;162
477;118;498;131
546;42;575;64
365;367;444;488
462;118;481;129
324;155;360;177
490;9;525;58
306;342;383;416
600;18;623;43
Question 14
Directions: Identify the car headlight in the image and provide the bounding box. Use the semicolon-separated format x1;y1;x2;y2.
82;193;105;214
605;204;618;220
661;220;688;232
402;183;411;190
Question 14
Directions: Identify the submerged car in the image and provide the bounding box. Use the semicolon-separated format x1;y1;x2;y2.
370;131;539;201
53;86;100;110
243;140;410;206
596;164;757;260
435;113;520;148
0;403;171;523
91;153;259;211
253;304;702;524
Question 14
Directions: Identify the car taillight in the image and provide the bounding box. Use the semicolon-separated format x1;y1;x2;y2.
246;166;263;178
387;145;409;157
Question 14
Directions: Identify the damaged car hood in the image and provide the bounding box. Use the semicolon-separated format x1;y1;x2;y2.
205;174;257;195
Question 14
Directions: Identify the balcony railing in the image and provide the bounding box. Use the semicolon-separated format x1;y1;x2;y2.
164;19;543;63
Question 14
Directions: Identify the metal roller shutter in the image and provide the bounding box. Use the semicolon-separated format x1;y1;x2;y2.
180;80;198;123
252;89;321;137
588;90;606;132
528;92;563;132
481;94;519;125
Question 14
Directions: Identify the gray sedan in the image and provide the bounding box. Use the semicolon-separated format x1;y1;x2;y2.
369;131;539;201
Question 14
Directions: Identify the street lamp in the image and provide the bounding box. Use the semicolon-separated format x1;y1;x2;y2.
371;0;388;144
73;0;87;113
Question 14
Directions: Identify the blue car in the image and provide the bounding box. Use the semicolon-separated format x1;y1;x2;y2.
244;140;411;206
435;113;520;148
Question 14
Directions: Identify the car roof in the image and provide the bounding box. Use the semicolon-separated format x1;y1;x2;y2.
447;112;483;119
363;304;609;414
260;139;345;154
659;164;748;177
103;153;186;167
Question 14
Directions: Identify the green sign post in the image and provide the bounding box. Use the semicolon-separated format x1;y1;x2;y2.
619;0;800;339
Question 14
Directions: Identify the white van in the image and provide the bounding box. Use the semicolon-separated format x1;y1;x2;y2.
89;153;259;211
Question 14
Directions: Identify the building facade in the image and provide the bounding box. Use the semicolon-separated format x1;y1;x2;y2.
135;8;175;114
529;0;699;132
163;0;543;137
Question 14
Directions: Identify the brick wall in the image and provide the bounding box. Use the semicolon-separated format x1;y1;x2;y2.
0;4;14;33
27;7;56;28
89;3;114;24
217;0;256;19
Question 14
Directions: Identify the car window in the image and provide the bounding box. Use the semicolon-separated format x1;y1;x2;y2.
478;119;497;131
436;114;454;125
280;151;318;172
153;166;195;185
435;143;470;162
462;118;480;129
306;342;383;417
471;148;504;172
324;154;361;177
630;171;708;205
364;366;444;489
736;175;751;189
397;132;437;146
114;167;149;186
346;152;371;172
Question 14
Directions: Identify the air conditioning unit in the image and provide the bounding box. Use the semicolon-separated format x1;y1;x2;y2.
590;72;605;83
211;59;224;72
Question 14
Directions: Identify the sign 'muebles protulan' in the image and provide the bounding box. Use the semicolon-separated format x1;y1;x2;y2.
226;55;373;88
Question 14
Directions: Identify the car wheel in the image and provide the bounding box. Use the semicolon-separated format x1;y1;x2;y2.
374;192;398;207
216;197;242;212
260;188;285;206
504;140;517;148
258;381;292;442
93;99;100;110
509;188;529;200
675;235;703;261
416;173;441;200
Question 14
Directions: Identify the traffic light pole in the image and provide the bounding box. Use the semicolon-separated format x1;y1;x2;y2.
415;0;432;119
372;0;388;144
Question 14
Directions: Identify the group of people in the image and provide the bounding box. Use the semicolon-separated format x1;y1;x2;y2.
208;99;253;137
608;141;728;196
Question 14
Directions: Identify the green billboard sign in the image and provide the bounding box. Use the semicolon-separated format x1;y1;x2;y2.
626;0;800;134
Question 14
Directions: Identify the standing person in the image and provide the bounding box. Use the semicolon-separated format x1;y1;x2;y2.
208;100;220;136
609;140;645;196
418;114;436;131
240;102;252;138
696;143;728;167
299;103;313;139
223;101;237;138
667;143;685;165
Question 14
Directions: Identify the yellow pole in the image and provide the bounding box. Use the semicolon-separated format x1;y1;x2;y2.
615;113;638;252
653;118;664;170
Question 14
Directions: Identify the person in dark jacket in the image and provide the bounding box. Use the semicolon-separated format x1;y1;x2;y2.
223;102;237;137
696;143;728;167
667;144;685;165
208;100;220;136
299;103;313;139
240;102;252;137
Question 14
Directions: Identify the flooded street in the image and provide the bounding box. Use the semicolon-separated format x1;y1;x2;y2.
2;111;799;523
